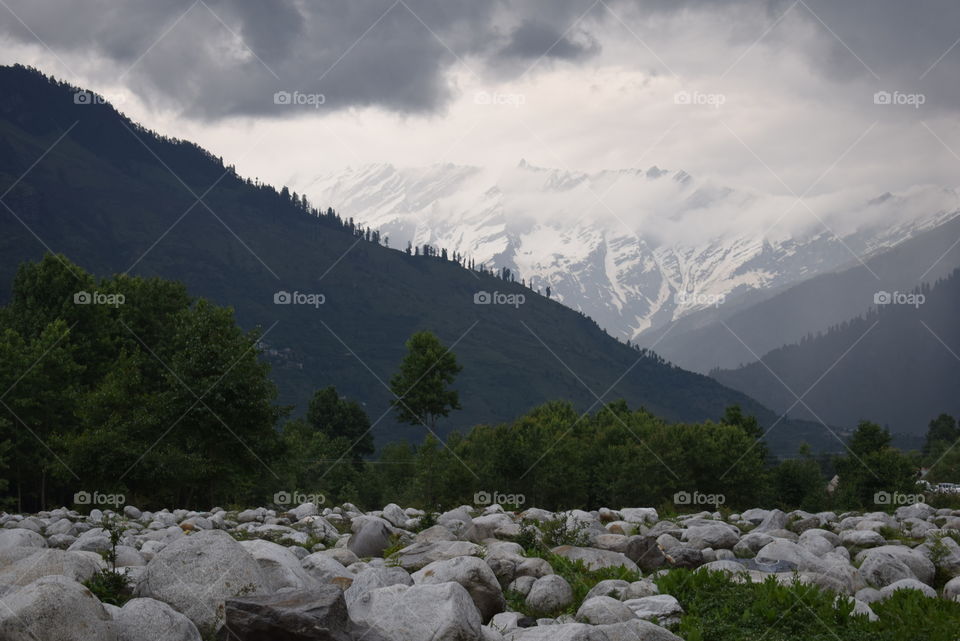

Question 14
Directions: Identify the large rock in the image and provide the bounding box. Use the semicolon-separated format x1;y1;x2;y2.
576;596;637;624
301;552;353;587
624;595;684;627
115;598;201;641
413;555;505;622
856;545;935;588
224;586;362;641
681;524;739;550
0;575;118;641
393;540;483;571
239;539;316;591
347;518;395;558
134;529;269;635
525;574;574;615
347;582;483;641
597;620;683;640
344;566;413;607
551;545;639;572
0;528;47;551
0;548;102;586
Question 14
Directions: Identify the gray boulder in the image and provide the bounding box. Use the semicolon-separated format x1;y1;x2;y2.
134;529;269;635
347;582;483;641
525;574;574;615
344;566;413;607
115;598;201;641
0;548;102;586
0;528;47;551
879;578;937;600
224;586;364;641
576;596;637;624
597;619;684;640
413;555;505;622
239;539;316;591
0;575;118;641
551;545;639;572
624;595;684;626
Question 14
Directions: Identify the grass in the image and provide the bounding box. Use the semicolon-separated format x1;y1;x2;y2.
656;569;960;641
507;550;642;618
83;569;132;606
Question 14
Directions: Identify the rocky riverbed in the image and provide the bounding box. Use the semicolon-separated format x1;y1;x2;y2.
1;502;959;640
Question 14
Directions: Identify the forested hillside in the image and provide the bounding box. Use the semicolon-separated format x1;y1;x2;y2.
0;65;830;455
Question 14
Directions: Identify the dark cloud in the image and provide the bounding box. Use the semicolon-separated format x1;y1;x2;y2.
0;0;958;119
496;19;599;61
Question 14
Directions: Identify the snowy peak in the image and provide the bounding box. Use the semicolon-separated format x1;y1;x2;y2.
293;162;960;340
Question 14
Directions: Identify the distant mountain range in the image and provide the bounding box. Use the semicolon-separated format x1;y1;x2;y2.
643;213;960;373
0;64;833;456
296;162;959;347
713;268;960;439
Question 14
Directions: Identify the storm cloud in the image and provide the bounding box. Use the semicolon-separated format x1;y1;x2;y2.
0;0;957;119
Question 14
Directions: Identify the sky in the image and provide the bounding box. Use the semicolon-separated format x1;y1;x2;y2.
1;0;958;215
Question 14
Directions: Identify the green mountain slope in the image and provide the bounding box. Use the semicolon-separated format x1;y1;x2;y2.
714;269;960;441
0;64;830;455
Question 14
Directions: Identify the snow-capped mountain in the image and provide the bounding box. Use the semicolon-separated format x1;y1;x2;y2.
292;161;960;341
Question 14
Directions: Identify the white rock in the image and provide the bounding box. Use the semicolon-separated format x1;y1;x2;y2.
348;582;483;641
0;575;118;641
114;598;201;641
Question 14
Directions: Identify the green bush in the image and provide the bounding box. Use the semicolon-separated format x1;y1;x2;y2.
656;569;960;641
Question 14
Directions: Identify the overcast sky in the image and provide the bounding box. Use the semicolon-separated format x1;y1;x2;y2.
1;0;958;212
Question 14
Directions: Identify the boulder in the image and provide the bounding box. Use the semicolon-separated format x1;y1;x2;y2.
239;539;316;591
301;552;352;586
576;596;637;624
134;529;269;635
413;555;505;622
525;574;574;615
0;575;117;641
681;525;739;550
624;595;684;627
115;598;201;641
347;582;483;641
583;579;631;601
224;586;362;641
0;548;102;586
0;528;47;551
596;619;683;640
344;566;413;607
879;578;937;600
551;545;639;572
944;575;960;602
393;540;483;571
857;546;935;588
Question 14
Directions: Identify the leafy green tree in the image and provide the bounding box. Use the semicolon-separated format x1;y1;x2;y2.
390;331;462;429
771;445;827;511
307;387;373;463
923;414;959;459
835;421;916;509
154;300;285;506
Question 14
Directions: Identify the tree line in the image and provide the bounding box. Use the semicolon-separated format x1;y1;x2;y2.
1;254;956;514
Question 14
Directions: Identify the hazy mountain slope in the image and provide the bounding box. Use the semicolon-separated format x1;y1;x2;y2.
297;162;959;344
0;65;830;455
713;269;960;436
639;214;960;372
